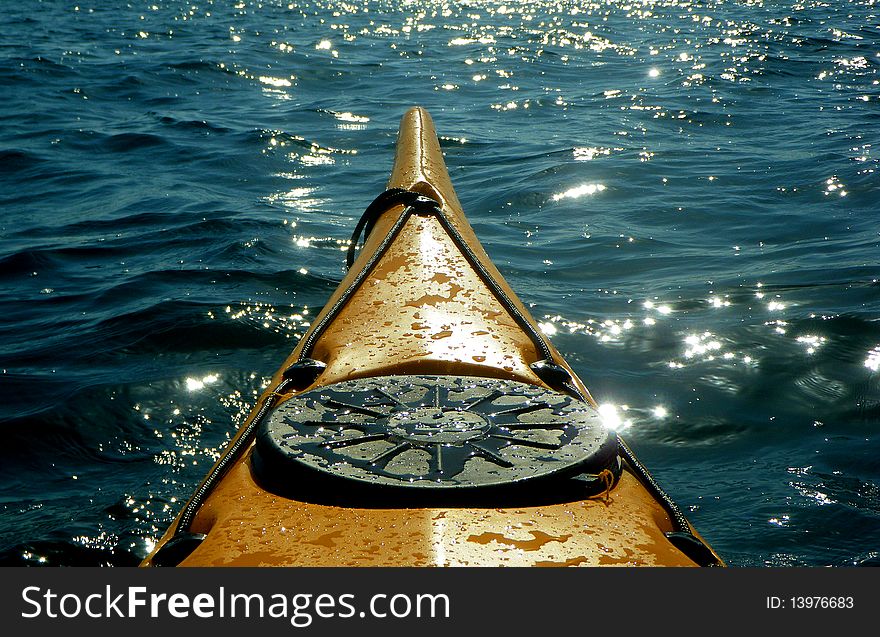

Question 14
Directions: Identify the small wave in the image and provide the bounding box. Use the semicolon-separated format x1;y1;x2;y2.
157;115;232;133
103;131;169;152
0;248;59;277
642;415;758;447
166;60;227;73
93;301;293;355
0;244;128;278
2;56;74;75
211;238;280;265
0;149;45;174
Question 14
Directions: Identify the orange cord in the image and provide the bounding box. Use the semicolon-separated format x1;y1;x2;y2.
589;468;614;505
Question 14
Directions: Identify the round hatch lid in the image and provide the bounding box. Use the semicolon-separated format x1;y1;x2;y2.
254;375;615;493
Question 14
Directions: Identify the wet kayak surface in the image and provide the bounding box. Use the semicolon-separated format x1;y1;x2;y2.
1;0;878;567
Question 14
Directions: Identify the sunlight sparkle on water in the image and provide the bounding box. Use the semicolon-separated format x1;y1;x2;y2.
573;147;612;161
266;186;324;214
552;183;606;201
865;347;880;371
224;302;312;339
642;300;672;315
825;176;848;197
538;321;558;336
334;112;369;123
186;374;219;392
796;335;826;355
598;404;631;432
258;76;291;88
768;515;790;528
684;332;722;358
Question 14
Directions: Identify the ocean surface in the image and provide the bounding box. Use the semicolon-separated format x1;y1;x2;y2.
1;0;878;567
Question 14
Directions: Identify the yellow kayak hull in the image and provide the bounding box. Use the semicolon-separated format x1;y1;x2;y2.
142;107;722;567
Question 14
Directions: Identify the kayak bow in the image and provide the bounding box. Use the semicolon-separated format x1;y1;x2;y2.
142;107;723;567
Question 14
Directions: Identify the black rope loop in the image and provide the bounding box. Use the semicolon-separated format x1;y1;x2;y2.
345;188;440;270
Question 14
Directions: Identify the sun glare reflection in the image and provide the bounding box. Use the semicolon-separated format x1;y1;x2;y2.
573;147;614;161
684;332;722;358
538;321;558;336
865;347;880;372
223;302;312;339
258;76;292;88
552;183;606;201
598;403;632;432
185;374;219;392
796;335;826;355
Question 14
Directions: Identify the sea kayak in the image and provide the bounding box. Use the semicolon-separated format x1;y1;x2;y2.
142;107;723;567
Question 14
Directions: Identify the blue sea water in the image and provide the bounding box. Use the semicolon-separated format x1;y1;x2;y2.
0;0;878;567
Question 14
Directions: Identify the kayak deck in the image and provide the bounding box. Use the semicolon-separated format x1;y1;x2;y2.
141;107;722;567
161;468;699;566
